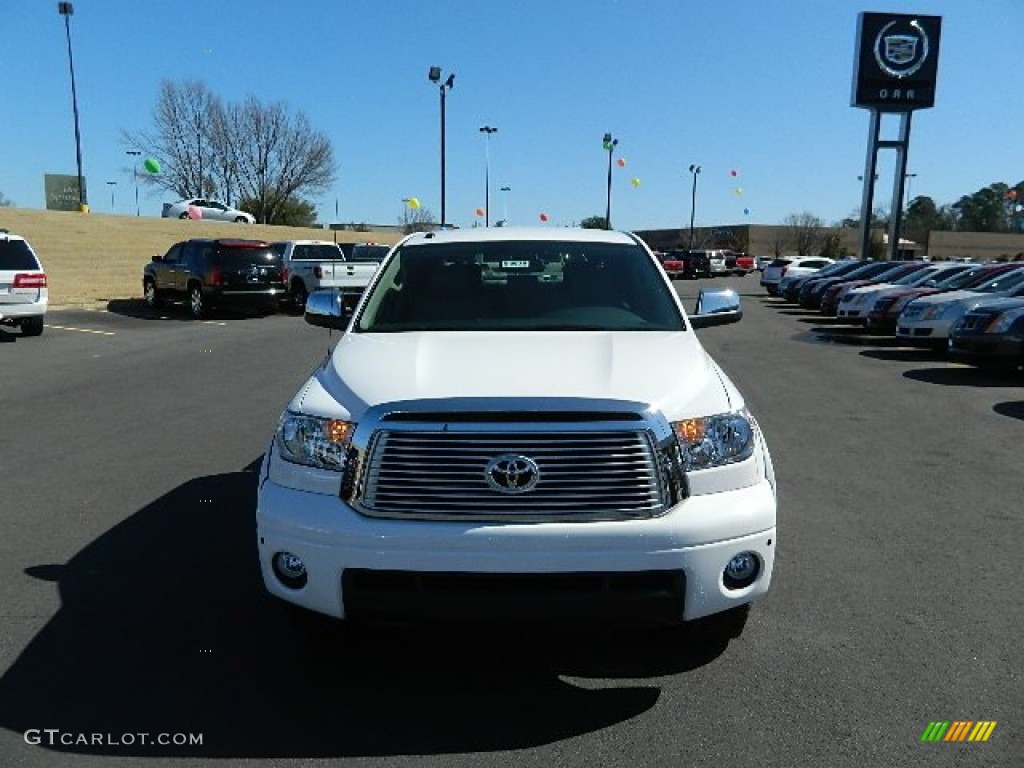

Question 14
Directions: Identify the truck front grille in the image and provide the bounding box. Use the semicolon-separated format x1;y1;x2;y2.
349;427;673;522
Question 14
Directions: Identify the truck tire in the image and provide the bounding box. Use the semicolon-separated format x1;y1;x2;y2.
290;281;308;314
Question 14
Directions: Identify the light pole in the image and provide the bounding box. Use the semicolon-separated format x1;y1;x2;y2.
126;150;141;216
904;173;918;211
58;2;87;212
500;185;511;226
688;164;702;249
428;66;455;228
479;125;498;227
603;132;618;229
106;180;117;212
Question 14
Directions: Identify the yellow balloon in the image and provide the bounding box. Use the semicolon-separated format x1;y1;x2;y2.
407;197;421;209
630;177;641;187
733;187;743;195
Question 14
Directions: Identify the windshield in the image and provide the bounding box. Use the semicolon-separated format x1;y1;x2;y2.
936;266;990;289
974;268;1024;294
355;240;685;332
894;266;947;286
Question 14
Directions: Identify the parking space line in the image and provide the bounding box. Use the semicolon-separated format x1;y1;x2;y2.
45;324;116;336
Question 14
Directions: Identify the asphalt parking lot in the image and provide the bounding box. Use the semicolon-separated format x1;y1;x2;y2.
0;280;1020;767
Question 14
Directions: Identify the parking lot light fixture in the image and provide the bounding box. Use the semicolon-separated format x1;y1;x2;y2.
688;164;702;249
126;150;141;216
58;2;87;212
479;126;498;226
428;66;455;228
603;133;618;229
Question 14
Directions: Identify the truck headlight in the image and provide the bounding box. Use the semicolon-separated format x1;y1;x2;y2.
276;412;354;471
672;410;754;471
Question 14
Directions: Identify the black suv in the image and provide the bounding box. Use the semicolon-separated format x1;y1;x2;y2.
143;239;286;318
664;250;711;279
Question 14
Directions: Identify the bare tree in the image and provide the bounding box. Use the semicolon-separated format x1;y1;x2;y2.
782;212;825;255
226;97;334;224
399;206;437;234
123;79;335;223
769;229;790;257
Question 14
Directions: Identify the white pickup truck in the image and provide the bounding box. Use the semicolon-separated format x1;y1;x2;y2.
271;240;384;312
257;227;776;638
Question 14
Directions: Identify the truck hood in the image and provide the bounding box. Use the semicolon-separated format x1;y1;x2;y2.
292;331;734;421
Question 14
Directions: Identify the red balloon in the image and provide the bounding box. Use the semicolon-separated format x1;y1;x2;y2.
475;208;484;216
1007;190;1019;200
539;213;549;222
730;169;738;177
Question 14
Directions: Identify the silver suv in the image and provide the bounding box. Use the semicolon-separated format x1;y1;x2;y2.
0;230;48;337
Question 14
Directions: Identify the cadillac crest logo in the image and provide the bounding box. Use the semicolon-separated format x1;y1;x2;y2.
874;18;930;79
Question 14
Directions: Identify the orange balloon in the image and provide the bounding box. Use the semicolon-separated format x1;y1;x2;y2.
475;208;485;217
617;157;626;168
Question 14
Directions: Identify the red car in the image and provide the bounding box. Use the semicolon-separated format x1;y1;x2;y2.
819;262;928;316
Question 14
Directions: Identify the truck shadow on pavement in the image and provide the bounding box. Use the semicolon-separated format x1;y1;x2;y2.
0;461;730;759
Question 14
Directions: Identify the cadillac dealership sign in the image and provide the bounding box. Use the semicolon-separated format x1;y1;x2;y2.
852;13;942;111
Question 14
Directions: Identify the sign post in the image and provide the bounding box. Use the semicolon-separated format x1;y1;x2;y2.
852;13;941;260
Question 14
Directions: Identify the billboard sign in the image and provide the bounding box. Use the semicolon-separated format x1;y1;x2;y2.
852;13;942;111
44;174;87;211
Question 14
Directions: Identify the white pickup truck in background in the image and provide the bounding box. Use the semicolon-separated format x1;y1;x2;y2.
272;240;385;312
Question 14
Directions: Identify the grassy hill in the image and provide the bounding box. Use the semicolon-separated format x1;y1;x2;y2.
0;208;402;307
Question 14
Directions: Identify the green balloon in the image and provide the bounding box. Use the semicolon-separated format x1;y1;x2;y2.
143;157;161;174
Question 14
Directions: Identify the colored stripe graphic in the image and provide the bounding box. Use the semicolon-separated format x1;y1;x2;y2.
921;721;996;743
944;721;973;741
968;721;997;742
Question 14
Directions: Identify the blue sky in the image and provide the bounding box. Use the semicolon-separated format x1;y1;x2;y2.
2;0;1020;231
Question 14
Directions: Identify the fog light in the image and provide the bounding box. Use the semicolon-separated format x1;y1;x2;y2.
723;552;760;590
272;551;308;589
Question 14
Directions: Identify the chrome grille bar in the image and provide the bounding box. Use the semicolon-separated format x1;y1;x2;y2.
354;427;670;522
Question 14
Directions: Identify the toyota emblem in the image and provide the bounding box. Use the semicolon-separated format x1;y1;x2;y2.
485;454;540;494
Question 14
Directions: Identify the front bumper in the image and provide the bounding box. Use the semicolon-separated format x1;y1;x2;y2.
896;319;955;347
948;332;1024;366
257;472;776;625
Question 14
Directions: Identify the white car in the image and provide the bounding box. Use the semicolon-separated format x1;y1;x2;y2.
0;229;48;337
896;267;1024;348
836;263;970;324
761;257;833;295
257;227;777;636
161;198;255;223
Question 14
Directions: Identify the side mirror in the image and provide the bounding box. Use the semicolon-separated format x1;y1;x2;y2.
690;288;742;329
152;254;163;262
304;289;350;330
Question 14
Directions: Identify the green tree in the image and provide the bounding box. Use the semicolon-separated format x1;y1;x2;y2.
580;215;609;230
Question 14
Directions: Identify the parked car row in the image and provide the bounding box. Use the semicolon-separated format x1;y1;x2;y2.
142;238;386;319
764;256;1024;372
655;249;757;280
